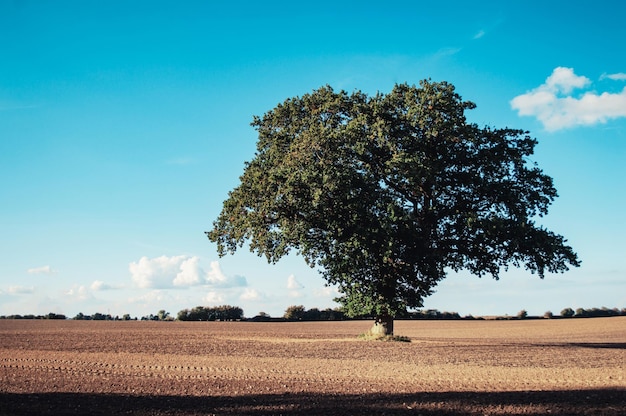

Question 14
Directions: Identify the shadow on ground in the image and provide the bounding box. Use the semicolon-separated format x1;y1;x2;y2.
566;342;626;349
1;389;624;416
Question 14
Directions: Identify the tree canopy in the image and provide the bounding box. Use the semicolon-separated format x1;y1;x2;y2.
207;80;580;335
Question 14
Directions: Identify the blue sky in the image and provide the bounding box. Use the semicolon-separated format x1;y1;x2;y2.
1;0;624;318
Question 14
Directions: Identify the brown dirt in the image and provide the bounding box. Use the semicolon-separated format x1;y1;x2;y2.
1;318;624;415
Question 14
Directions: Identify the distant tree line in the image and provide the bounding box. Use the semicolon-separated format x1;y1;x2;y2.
280;306;464;321
556;307;625;318
0;312;67;320
282;305;347;321
2;306;624;321
176;305;243;321
72;310;172;321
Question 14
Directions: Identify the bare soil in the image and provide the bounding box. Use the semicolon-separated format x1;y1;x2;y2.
1;318;624;415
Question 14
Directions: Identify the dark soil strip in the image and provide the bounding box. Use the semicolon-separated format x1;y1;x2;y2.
1;389;624;416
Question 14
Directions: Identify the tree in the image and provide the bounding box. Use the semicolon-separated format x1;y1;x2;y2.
176;305;244;321
208;81;579;336
560;308;575;318
283;305;306;321
73;312;86;320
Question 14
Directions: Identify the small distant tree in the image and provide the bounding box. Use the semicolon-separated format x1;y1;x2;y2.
214;305;244;320
303;307;322;321
440;311;461;320
91;312;111;321
177;309;190;321
575;307;588;317
517;309;528;319
45;312;66;320
543;311;553;319
319;308;346;321
157;310;170;321
284;305;306;321
560;307;575;318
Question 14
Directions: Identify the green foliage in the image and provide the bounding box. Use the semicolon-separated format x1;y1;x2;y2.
177;305;243;321
560;308;575;317
91;312;112;321
44;313;67;320
280;306;347;321
208;80;580;323
283;305;306;320
72;312;114;320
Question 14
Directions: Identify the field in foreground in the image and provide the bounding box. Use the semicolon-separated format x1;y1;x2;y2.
1;318;624;415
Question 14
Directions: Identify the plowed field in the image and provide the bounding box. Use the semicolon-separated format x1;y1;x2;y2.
1;318;624;415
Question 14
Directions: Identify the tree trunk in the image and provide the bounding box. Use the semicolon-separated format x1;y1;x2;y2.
370;315;394;337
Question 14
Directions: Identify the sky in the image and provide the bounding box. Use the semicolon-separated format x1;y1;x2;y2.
1;0;625;319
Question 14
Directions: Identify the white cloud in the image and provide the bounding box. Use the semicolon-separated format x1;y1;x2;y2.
314;286;340;298
0;100;39;111
205;261;248;287
511;67;626;131
90;280;123;291
127;290;177;312
287;274;305;298
173;257;203;286
130;255;187;288
601;72;626;81
8;285;35;294
288;290;304;299
433;47;462;59
287;274;304;290
90;280;107;291
203;291;225;304
64;285;91;301
473;29;485;40
205;260;227;286
240;288;261;301
27;265;56;275
544;66;590;94
129;255;247;289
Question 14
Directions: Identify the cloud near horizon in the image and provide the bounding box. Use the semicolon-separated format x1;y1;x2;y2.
287;274;304;298
64;285;92;301
239;288;261;301
27;265;56;275
8;285;35;294
510;67;626;131
90;280;124;291
129;255;247;289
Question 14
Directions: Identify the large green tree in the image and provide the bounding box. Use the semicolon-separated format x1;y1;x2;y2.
207;80;579;336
